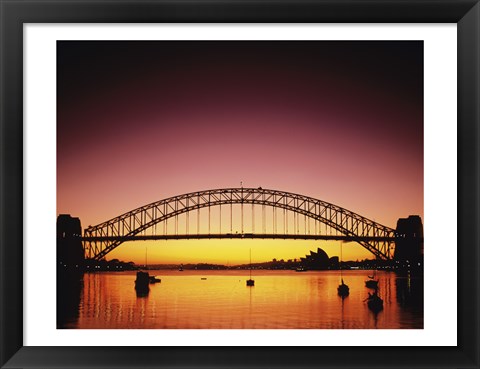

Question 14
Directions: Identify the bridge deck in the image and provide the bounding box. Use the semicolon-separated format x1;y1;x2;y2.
82;234;398;242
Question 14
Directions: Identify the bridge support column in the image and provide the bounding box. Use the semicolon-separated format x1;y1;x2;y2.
394;215;423;270
57;214;84;328
57;214;85;271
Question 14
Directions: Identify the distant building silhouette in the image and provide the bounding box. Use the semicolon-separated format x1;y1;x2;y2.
300;248;330;270
329;256;340;270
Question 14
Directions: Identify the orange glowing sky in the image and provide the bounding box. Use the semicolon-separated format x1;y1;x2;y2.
57;41;423;265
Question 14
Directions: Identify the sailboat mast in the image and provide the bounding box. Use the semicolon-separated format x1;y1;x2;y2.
339;243;343;280
249;248;252;279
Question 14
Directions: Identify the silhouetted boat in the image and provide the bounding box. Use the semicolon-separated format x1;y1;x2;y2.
337;280;349;296
337;243;349;296
149;276;161;284
135;271;150;292
365;270;379;289
246;248;255;287
179;264;184;272
366;291;383;312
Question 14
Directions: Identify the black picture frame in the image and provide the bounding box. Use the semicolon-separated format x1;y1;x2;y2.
1;1;479;368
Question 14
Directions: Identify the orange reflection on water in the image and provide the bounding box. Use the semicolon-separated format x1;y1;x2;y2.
70;270;423;329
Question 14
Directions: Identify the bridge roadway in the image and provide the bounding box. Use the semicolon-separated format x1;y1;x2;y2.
81;233;398;242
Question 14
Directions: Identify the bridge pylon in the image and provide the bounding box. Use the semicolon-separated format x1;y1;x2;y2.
394;215;424;268
57;214;85;271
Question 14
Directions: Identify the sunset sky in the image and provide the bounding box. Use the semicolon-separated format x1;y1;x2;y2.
57;41;423;265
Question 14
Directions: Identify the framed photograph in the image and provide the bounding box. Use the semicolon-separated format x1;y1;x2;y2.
1;1;479;368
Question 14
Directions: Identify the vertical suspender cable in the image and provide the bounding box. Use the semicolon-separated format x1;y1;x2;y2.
252;202;255;234
304;213;307;235
274;206;276;234
241;187;244;234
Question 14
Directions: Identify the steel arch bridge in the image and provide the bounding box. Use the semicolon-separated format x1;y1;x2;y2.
83;188;398;261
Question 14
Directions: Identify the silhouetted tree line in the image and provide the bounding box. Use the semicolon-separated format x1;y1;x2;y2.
85;258;137;271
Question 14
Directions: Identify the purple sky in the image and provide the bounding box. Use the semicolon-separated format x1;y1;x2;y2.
57;41;423;263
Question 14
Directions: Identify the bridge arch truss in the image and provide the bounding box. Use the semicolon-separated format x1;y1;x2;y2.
83;188;397;261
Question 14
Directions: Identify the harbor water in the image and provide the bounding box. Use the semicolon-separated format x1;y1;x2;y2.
58;270;423;329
